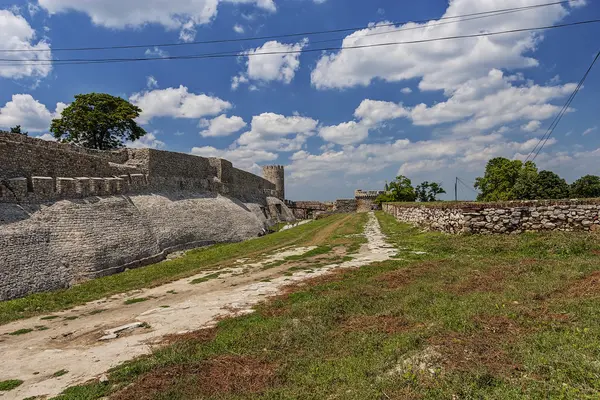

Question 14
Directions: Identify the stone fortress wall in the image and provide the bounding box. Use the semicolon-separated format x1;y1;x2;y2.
383;200;600;234
355;190;386;212
0;132;294;301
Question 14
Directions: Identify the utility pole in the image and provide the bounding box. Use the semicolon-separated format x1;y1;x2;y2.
455;177;458;202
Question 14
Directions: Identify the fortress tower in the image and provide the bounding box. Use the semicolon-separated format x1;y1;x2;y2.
263;165;285;200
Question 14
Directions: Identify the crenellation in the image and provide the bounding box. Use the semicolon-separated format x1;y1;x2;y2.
56;177;77;197
75;177;91;197
31;177;55;201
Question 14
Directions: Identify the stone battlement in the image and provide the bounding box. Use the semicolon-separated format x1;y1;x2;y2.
0;132;284;203
355;190;386;199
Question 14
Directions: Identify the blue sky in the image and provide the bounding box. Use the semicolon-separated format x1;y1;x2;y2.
0;0;599;201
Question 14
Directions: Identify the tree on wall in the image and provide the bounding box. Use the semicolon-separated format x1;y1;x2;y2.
9;125;27;135
415;181;446;202
571;175;600;198
51;93;147;150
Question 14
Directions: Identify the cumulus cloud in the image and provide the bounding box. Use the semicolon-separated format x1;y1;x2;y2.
233;24;244;34
127;131;166;149
199;114;246;137
311;0;573;91
319;121;370;146
0;10;53;79
130;86;231;124
235;112;318;152
0;94;65;132
521;120;541;132
232;38;308;89
401;87;412;94
38;0;275;41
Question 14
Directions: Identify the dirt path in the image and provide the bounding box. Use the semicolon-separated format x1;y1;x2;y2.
0;213;395;400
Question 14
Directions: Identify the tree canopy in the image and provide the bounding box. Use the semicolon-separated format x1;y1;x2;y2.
570;175;600;198
415;181;446;202
474;158;524;201
51;93;146;150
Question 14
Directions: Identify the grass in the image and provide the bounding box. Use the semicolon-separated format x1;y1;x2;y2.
8;328;33;335
53;369;69;378
0;379;23;391
189;272;224;284
53;211;600;399
0;215;351;325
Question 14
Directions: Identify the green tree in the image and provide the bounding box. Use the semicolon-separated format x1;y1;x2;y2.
388;175;417;202
415;181;446;202
536;170;570;199
374;192;395;205
512;161;539;200
570;175;600;198
474;157;524;201
9;125;27;135
51;93;146;150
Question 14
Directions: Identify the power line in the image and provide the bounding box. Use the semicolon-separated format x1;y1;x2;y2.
525;51;600;162
1;19;598;66
0;0;575;53
457;178;479;195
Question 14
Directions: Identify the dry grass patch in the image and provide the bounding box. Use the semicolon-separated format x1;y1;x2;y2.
374;261;440;289
112;356;277;400
429;315;525;376
563;270;600;298
338;315;412;334
159;327;217;346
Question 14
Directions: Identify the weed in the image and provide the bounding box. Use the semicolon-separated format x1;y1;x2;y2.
63;316;78;321
0;379;23;391
40;315;59;320
35;325;49;331
190;272;223;285
124;298;149;305
89;309;106;315
53;369;69;378
9;328;33;336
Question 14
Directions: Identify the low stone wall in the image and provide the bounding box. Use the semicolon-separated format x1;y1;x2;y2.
383;200;600;234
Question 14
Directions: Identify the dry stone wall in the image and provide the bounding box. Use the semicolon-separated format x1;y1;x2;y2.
0;132;293;301
383;200;600;234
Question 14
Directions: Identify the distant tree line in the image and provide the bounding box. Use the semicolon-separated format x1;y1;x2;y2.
376;156;600;205
475;157;600;201
375;176;446;204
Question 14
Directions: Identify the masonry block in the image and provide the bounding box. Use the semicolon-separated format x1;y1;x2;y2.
32;177;55;201
56;177;77;198
90;178;105;196
104;178;118;195
8;177;28;200
129;174;146;191
75;177;90;198
118;175;130;193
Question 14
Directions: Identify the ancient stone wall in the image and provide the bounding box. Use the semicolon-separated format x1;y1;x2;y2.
333;199;358;213
0;132;293;300
383;200;600;234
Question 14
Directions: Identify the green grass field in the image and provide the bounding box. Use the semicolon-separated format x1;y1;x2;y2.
19;212;600;398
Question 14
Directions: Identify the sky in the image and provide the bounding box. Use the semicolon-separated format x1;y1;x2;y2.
0;0;599;201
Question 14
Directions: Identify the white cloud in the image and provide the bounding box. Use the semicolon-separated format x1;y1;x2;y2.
311;0;573;92
583;126;597;136
0;94;64;132
233;24;244;34
521;120;541;132
130;86;232;124
145;47;169;58
199;114;246;137
236;112;318;151
27;2;41;16
146;75;159;89
353;99;409;126
401;87;412;94
38;0;276;41
0;10;52;79
191;145;277;173
319;121;370;145
36;133;57;141
232;38;308;89
127;131;166;149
